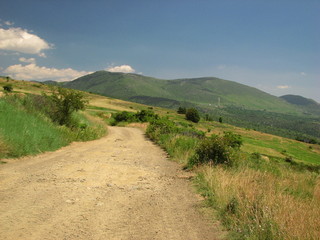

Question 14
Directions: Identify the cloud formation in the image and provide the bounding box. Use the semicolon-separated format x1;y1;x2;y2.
19;57;36;64
0;27;51;56
106;65;135;73
4;63;91;82
277;85;290;89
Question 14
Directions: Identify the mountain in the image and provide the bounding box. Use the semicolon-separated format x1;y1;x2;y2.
62;71;320;141
280;94;319;106
65;71;300;114
280;95;320;116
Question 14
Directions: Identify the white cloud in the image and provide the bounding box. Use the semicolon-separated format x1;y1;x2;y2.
277;85;290;89
300;72;307;76
4;21;14;26
0;27;52;56
4;63;91;82
106;65;136;73
19;57;36;64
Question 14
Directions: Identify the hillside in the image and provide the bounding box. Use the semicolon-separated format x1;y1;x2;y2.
64;71;320;141
65;71;302;114
280;95;320;115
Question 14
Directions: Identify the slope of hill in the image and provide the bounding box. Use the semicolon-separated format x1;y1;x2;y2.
62;71;320;141
65;71;301;114
280;95;320;115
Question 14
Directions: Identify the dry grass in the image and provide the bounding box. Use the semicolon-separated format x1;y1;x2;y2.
200;165;320;239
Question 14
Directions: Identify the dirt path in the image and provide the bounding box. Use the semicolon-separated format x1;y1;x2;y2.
0;127;223;240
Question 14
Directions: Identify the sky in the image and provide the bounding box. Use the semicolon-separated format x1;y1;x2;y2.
0;0;319;101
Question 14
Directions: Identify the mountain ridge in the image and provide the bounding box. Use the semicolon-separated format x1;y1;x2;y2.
64;70;315;116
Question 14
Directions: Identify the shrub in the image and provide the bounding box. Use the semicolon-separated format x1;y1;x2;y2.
146;117;178;140
3;84;13;92
113;111;135;122
135;109;158;122
112;109;158;125
186;108;200;123
223;131;243;149
177;106;187;114
190;132;242;166
43;87;88;127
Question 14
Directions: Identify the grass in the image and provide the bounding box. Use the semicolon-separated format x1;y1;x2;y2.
143;114;320;240
0;98;71;158
242;135;320;165
0;90;106;159
197;164;320;240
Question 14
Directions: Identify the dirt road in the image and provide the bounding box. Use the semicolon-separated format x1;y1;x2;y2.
0;127;222;240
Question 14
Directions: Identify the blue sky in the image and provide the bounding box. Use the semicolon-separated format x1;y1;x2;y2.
0;0;319;101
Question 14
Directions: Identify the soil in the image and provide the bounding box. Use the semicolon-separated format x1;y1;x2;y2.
0;127;224;240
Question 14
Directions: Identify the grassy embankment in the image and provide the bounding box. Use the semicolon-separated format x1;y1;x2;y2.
0;78;106;160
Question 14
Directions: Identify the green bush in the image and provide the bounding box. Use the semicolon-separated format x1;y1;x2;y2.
3;84;13;92
223;131;243;149
43;87;88;127
177;106;187;114
186;108;200;123
112;109;158;125
189;132;242;166
113;111;135;122
135;109;159;122
146;117;178;140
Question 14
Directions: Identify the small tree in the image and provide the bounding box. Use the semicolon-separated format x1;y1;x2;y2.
219;117;223;123
186;108;200;123
177;106;187;114
45;87;88;126
3;84;13;92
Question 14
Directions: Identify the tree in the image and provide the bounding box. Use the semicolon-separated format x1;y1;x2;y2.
177;106;187;114
45;87;88;126
219;117;223;123
3;84;13;92
186;108;200;123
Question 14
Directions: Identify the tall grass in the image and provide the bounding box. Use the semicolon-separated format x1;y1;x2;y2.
198;165;320;240
146;117;204;164
0;94;106;159
0;98;70;158
145;116;320;239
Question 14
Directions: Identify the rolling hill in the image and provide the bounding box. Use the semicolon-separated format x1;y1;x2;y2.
62;71;320;141
65;71;305;114
280;94;320;116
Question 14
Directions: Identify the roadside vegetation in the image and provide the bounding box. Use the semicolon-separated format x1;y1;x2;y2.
0;84;105;159
113;107;320;240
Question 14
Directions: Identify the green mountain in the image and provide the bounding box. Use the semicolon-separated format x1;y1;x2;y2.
280;94;318;106
64;71;320;141
280;95;320;116
65;71;299;114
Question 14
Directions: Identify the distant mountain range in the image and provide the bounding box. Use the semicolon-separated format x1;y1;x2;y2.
61;71;319;116
44;71;320;141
